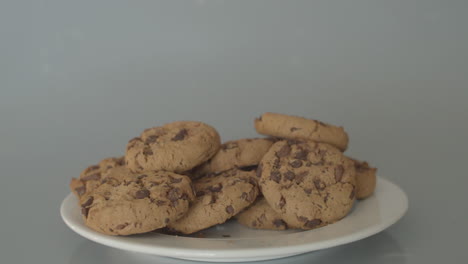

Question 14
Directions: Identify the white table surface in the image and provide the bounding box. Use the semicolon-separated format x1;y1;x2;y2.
1;1;467;263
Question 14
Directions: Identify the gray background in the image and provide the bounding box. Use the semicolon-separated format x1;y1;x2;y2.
1;0;467;263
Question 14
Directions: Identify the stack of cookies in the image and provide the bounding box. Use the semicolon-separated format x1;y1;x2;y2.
69;113;376;236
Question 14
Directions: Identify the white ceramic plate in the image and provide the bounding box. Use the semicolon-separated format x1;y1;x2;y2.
61;176;408;262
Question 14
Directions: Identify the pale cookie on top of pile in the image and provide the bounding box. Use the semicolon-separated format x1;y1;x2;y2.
80;167;195;235
167;169;259;234
258;140;356;230
236;197;288;230
350;158;377;200
70;156;125;198
125;121;221;174
192;138;275;178
255;112;349;151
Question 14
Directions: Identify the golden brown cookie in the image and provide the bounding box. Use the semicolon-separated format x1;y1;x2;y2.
125;121;221;174
236;197;288;230
254;112;349;151
193;138;275;178
350;158;377;199
70;156;125;198
80;168;195;235
167;169;259;234
258;140;356;230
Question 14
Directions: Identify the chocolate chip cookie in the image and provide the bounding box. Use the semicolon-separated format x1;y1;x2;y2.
254;112;349;151
193;138;275;178
167;169;259;234
236;197;288;230
125;121;221;174
350;158;377;200
80;168;195;235
258;140;356;230
70;156;125;198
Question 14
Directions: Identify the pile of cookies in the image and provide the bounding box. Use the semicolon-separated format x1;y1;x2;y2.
69;113;376;236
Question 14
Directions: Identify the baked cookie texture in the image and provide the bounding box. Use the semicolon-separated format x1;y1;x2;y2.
125;121;221;174
258;140;356;230
70;156;125;198
193;138;275;178
236;197;288;230
167;169;259;234
80;167;195;235
254;112;349;151
350;158;377;199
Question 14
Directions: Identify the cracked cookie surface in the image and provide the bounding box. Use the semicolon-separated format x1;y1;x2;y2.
167;169;259;234
125;121;221;174
193;138;275;178
70;156;125;198
79;167;195;235
258;140;356;229
236;197;288;230
254;112;349;151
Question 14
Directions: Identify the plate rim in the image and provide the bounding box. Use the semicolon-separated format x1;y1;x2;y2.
61;176;408;261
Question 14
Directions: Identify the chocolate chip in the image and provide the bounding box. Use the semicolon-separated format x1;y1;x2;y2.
75;186;86;196
143;147;153;155
270;171;281;183
284;171;295;181
295;171;308;183
116;223;128;230
196;190;205;197
278;196;286;209
145;135;159;144
294;149;309;160
156;200;167;206
81;173;101;181
314;179;326;190
137;174;148;180
273;219;286;227
208;183;223;192
81;196;94;217
272;159;281;170
256;164;263;178
252;220;257;227
226;205;234;214
82;196;94;207
289;160;302;168
172;129;188;141
209;194;217;204
276;144;291;158
247;188;257;202
240;192;248;200
298;216;308;222
290;127;301;132
305;219;322;228
304;188;312;194
169;176;182;183
335;165;344;182
135;189;150;199
167;188;181;202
